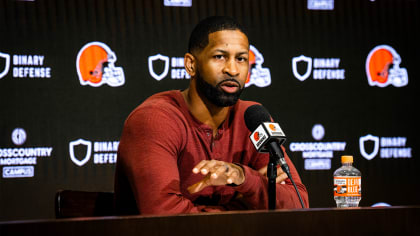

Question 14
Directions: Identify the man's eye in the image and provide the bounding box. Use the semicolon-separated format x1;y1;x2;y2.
214;55;224;59
237;57;248;62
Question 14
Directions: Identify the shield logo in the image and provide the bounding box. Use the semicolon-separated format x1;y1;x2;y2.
148;54;169;81
69;139;92;166
359;134;379;160
292;55;312;81
0;52;11;79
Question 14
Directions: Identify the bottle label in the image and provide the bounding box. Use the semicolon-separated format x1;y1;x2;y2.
334;176;361;197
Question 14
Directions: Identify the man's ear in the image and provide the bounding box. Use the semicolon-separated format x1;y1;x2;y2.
184;53;196;77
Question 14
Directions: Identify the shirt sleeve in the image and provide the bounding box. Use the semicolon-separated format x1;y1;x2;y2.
117;106;225;215
232;146;309;209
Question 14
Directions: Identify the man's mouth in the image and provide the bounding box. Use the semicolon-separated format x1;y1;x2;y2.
219;80;240;94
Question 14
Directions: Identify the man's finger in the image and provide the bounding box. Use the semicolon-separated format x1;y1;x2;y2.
187;175;210;194
276;166;285;176
192;160;218;175
276;172;288;184
258;166;267;176
202;160;218;175
192;160;209;174
211;164;229;179
226;167;239;184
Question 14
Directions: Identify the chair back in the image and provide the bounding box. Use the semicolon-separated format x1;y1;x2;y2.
55;190;114;218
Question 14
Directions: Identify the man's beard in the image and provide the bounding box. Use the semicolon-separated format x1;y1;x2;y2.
195;70;244;107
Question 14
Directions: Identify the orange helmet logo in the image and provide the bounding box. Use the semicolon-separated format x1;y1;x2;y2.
245;45;271;88
253;132;260;141
365;45;408;87
246;49;256;85
76;42;125;87
269;124;276;131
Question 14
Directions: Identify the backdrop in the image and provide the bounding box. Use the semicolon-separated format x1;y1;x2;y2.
0;0;418;221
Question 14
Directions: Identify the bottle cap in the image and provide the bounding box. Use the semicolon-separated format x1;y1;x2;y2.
341;155;353;163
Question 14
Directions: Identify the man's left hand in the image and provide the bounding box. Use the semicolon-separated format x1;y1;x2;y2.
187;160;245;194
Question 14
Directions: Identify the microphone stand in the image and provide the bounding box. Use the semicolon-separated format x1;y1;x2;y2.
267;152;278;210
267;141;305;209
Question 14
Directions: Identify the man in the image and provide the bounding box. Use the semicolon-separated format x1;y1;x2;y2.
114;16;309;215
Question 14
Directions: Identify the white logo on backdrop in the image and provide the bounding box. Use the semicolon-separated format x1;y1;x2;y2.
1;128;53;178
359;134;411;160
164;0;192;7
148;54;170;81
0;52;11;79
292;55;312;81
359;134;380;160
292;55;345;81
11;128;27;146
312;124;325;141
289;124;346;170
307;0;334;10
69;139;92;166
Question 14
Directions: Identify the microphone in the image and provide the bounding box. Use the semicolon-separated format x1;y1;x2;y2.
244;104;289;173
244;104;305;208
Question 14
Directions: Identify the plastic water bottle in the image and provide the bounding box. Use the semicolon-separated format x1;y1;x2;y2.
333;155;361;208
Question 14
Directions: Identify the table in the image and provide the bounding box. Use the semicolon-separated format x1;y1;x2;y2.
1;206;419;235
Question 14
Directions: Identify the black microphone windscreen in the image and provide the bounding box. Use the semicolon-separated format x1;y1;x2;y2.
244;104;272;131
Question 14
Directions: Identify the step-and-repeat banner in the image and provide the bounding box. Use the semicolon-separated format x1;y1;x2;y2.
0;0;418;220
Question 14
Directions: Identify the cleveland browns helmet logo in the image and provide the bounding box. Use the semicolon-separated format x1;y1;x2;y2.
245;45;271;88
365;45;408;87
76;42;125;87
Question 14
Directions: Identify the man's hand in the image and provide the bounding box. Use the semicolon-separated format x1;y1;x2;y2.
258;165;288;184
187;160;245;194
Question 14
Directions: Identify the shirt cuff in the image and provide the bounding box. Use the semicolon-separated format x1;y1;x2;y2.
230;164;261;194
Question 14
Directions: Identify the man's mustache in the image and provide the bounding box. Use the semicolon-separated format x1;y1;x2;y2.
217;78;241;88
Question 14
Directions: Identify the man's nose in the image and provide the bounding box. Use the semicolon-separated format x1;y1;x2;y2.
222;58;240;77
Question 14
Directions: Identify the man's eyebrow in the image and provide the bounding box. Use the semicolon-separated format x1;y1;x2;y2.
237;51;249;55
212;49;228;54
211;49;249;55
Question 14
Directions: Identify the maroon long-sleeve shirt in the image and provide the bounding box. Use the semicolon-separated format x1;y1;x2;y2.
114;90;309;215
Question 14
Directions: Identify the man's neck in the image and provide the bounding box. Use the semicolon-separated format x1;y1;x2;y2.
182;88;229;136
